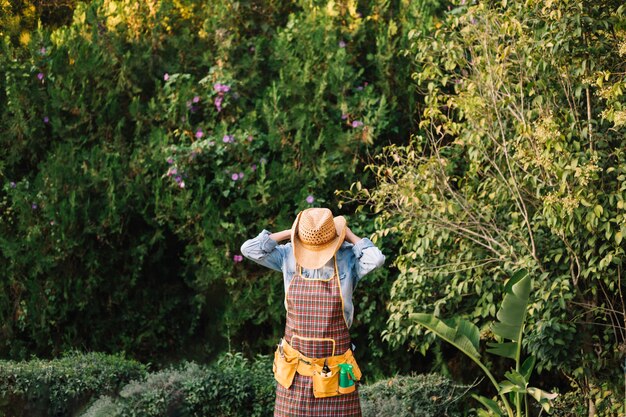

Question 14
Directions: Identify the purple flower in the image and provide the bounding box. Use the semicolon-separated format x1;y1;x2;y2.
213;83;230;93
167;167;178;176
10;181;16;188
214;95;223;112
163;73;169;81
195;129;204;139
166;157;174;165
37;72;44;81
339;40;347;48
192;95;200;103
31;203;38;210
471;17;477;24
341;113;348;120
351;120;364;128
223;134;234;143
249;46;255;52
306;195;315;204
247;135;254;142
356;85;363;91
231;173;239;181
43;116;49;124
251;164;257;171
238;172;244;178
39;47;47;55
233;254;243;263
179;181;185;188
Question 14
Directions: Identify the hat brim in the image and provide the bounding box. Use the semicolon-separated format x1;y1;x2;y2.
291;212;347;269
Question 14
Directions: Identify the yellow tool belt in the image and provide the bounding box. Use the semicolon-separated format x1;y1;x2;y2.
272;338;362;398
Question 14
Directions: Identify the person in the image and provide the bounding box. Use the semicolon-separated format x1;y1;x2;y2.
241;207;385;417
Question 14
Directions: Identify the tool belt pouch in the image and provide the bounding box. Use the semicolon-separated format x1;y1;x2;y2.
312;369;339;398
273;347;298;389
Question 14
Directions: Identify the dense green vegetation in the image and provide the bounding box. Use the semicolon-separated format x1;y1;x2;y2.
1;352;468;417
1;0;625;415
0;351;146;416
0;0;433;374
343;0;626;413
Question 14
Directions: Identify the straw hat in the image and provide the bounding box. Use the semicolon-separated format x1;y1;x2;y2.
291;208;347;269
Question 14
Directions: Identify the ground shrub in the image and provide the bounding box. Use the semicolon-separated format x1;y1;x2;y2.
0;351;146;417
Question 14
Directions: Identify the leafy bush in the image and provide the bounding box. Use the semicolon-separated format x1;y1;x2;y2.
551;382;624;417
360;373;470;417
342;0;626;403
0;351;471;416
81;354;469;417
0;351;146;417
0;0;442;373
80;353;275;417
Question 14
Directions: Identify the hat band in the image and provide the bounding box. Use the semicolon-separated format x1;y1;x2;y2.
298;237;337;251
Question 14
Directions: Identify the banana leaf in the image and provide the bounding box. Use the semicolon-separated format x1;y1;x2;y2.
487;270;531;360
410;314;481;359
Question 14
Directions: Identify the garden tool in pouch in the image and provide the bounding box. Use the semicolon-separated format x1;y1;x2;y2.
338;363;356;394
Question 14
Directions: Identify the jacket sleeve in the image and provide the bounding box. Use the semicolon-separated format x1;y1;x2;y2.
240;229;288;272
352;237;385;281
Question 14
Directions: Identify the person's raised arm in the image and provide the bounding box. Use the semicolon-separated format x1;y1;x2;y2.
241;229;291;272
269;229;291;243
345;226;385;280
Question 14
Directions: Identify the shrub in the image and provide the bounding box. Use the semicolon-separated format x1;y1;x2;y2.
80;352;275;417
359;373;470;417
343;0;626;402
80;354;469;417
0;351;146;417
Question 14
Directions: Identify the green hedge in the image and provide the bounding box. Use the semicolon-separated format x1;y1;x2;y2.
82;353;275;417
0;351;471;416
0;351;146;417
82;356;470;417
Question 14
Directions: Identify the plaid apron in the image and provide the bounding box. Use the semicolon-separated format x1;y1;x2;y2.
274;258;362;417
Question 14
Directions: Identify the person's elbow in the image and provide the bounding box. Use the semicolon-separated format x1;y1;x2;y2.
240;239;255;259
375;252;386;269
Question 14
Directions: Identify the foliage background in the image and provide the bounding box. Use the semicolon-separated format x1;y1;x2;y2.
1;0;625;415
0;0;441;378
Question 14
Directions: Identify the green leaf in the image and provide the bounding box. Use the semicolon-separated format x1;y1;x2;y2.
527;387;559;413
504;369;527;388
410;314;481;359
498;380;523;395
492;270;531;342
520;356;536;381
486;342;516;359
471;394;503;416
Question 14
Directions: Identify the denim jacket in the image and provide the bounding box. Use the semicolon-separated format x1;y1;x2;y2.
240;229;385;328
